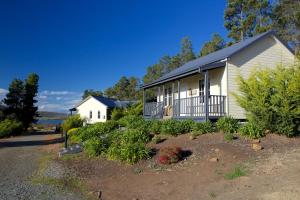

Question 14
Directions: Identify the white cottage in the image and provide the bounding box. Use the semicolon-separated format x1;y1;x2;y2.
142;31;295;121
73;96;132;124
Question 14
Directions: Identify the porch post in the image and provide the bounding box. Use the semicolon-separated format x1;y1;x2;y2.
143;88;145;117
177;80;180;117
158;86;161;103
162;85;165;106
172;82;175;117
204;70;209;121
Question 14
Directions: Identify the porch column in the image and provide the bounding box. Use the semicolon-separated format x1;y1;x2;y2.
177;80;180;117
204;70;209;121
143;88;145;117
172;82;175;117
158;86;161;103
162;85;165;106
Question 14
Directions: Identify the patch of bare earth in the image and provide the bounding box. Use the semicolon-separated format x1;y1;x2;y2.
59;133;300;200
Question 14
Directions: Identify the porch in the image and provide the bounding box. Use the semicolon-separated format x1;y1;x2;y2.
142;66;228;121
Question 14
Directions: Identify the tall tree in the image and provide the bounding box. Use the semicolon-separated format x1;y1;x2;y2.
22;73;39;129
272;0;300;55
180;37;196;64
199;34;226;57
3;79;24;120
224;0;272;42
82;89;103;99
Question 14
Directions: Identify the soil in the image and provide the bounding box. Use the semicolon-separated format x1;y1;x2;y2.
60;133;300;200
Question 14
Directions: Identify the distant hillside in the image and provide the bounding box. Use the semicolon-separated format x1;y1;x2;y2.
38;111;68;119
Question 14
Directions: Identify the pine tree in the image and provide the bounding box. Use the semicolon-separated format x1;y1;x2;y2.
82;89;103;99
180;37;195;64
224;0;272;42
199;34;225;57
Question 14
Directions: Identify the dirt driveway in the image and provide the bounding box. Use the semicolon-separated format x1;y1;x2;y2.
0;132;85;200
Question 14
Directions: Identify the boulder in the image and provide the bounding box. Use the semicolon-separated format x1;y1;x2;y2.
252;139;260;144
252;143;263;151
209;157;219;162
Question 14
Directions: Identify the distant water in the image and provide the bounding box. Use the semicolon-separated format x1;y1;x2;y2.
37;119;63;125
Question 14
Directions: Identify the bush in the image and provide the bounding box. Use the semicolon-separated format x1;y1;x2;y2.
216;116;239;134
62;115;84;133
160;119;183;136
224;133;234;141
108;129;150;163
181;119;196;133
150;120;162;134
0;119;23;138
239;120;264;139
157;146;182;165
152;135;164;144
234;65;300;137
192;121;213;135
111;108;124;121
84;137;110;157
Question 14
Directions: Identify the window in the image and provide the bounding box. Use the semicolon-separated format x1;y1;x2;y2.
89;111;92;119
98;111;100;119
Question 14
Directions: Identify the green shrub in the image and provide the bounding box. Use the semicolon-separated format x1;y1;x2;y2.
152;135;164;144
124;101;143;116
192;121;213;135
108;129;150;163
234;65;300;137
150;120;162;134
119;115;150;134
0;119;23;138
62;115;84;133
181;119;196;133
84;137;110;157
111;108;124;121
224;133;234;141
216;116;239;134
160;119;183;136
224;165;246;180
239;120;264;139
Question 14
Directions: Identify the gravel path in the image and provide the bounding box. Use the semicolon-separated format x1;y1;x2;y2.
0;133;85;200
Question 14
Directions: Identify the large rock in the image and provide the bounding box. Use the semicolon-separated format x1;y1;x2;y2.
209;157;219;162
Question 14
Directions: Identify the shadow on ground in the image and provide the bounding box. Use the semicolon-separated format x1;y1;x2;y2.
0;136;64;148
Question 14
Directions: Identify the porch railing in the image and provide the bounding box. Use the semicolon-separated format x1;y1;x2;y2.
144;95;226;118
144;102;164;118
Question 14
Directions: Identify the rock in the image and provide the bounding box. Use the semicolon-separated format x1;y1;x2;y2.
265;129;271;134
233;155;237;159
252;143;263;151
214;148;220;153
189;135;196;140
209;157;219;162
252;139;260;144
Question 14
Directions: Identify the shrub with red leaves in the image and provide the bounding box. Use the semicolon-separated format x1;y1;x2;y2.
157;146;182;165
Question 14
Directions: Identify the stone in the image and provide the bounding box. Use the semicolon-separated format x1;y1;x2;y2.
189;135;196;140
233;155;237;159
252;139;260;144
209;157;219;162
252;143;263;151
214;148;220;153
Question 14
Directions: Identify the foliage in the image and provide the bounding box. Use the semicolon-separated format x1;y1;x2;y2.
0;119;23;138
239;120;264;139
199;34;225;57
62;115;84;133
150;120;162;134
84;137;110;157
224;0;272;42
224;165;246;180
160;119;184;136
104;76;141;100
224;133;234;141
108;129;150;163
192;121;214;135
216;116;239;134
111;108;124;121
82;89;103;100
118;115;150;133
157;146;183;165
67;128;79;136
180;119;196;133
234;65;300;136
180;37;196;64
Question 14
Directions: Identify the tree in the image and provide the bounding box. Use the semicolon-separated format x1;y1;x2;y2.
224;0;272;42
180;37;196;64
82;89;103;99
199;34;226;57
22;73;39;129
272;0;300;55
3;79;24;120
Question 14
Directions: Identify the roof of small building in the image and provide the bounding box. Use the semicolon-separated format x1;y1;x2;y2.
74;95;136;109
142;30;293;89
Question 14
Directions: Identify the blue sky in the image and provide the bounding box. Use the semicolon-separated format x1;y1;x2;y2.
0;0;227;112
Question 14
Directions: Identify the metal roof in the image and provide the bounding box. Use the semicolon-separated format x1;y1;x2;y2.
142;30;293;89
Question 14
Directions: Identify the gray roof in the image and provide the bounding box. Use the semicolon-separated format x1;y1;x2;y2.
75;95;135;109
142;30;293;89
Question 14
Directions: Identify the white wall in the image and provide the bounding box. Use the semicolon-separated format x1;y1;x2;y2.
227;35;295;119
76;97;108;123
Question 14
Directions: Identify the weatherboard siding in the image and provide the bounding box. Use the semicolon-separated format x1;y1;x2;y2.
76;97;108;123
227;35;295;119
